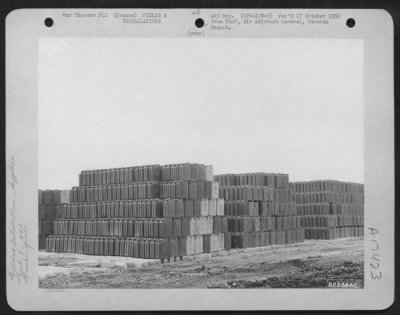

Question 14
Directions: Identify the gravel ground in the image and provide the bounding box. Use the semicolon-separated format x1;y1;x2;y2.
39;238;364;289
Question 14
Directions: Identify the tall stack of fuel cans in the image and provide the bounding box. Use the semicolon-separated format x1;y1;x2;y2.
45;163;227;261
38;190;71;249
289;180;364;239
213;173;305;249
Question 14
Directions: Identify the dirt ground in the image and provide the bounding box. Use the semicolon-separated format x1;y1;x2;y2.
39;238;364;289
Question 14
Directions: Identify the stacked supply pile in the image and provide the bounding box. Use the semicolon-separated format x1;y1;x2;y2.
38;190;71;249
45;163;226;261
290;180;364;239
214;173;304;250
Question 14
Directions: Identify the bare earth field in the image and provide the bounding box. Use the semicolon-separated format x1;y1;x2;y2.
39;238;364;289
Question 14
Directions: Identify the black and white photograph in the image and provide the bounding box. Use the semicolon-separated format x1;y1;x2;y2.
37;36;365;289
6;8;394;310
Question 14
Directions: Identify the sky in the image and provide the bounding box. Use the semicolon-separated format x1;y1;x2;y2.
38;38;363;189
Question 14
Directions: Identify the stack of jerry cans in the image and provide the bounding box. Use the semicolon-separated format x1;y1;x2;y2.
45;163;227;260
214;172;305;249
290;180;364;240
38;190;72;250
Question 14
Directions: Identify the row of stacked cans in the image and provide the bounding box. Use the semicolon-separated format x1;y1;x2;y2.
221;186;293;202
333;203;364;215
304;226;364;240
224;200;297;216
45;234;225;259
289;181;364;194
161;198;224;217
300;215;364;228
226;216;302;232
79;165;162;186
38;190;71;205
62;200;162;218
70;182;161;202
293;192;364;205
219;186;277;201
214;173;289;188
160;180;219;200
226;230;305;249
54;218;175;237
202;234;225;253
53;217;230;237
39;204;64;221
296;203;364;216
61;199;224;219
161;163;213;181
46;236;174;259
